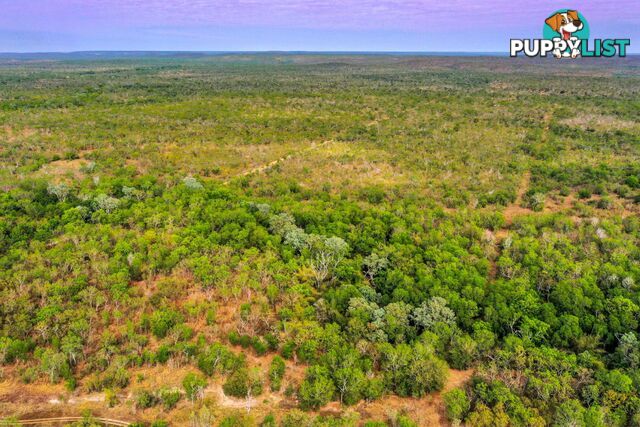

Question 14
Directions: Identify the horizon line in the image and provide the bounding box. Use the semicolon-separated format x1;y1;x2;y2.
2;50;638;58
1;50;507;54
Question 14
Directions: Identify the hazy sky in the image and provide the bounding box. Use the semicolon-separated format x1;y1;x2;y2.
1;0;638;52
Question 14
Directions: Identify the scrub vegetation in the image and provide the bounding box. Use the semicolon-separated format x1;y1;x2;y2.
1;54;640;426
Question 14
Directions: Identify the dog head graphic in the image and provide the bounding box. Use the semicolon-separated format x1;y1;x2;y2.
545;10;584;40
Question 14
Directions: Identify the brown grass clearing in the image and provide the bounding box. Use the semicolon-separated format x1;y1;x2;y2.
225;140;334;184
0;380;130;424
1;126;39;143
251;140;409;192
35;159;88;181
503;171;532;224
560;114;638;132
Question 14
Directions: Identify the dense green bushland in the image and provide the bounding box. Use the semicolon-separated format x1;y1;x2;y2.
1;55;640;425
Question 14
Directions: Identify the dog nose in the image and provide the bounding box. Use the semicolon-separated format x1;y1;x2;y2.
573;19;582;27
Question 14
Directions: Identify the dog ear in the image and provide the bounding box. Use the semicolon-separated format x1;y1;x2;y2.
545;13;562;32
566;10;579;21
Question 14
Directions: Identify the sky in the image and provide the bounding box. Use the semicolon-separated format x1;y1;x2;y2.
1;0;638;53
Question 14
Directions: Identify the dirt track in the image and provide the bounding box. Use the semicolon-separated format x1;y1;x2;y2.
5;416;130;426
224;139;333;184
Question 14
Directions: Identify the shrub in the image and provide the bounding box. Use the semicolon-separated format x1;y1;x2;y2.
269;356;286;391
381;343;448;397
447;334;478;369
105;388;119;407
197;343;239;377
219;414;252;427
99;364;130;390
280;410;312;427
251;337;268;356
443;388;470;422
183;373;207;402
150;309;182;338
238;335;252;348
0;338;33;364
282;341;296;359
64;150;79;160
260;413;277;427
39;350;70;383
626;175;640;188
298;366;335;410
296;340;319;364
229;331;252;348
362;376;385;401
597;197;613;209
578;188;592;199
553;399;586;427
94;194;120;213
47;183;70;202
155;345;172;364
264;333;279;351
396;415;418;427
223;368;263;398
19;367;38;384
228;331;241;345
159;387;182;410
359;186;386;204
529;193;546;212
183;176;203;190
413;297;456;331
206;307;217;326
135;389;159;409
65;376;77;391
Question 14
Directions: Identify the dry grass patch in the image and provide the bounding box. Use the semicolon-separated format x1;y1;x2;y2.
1;125;39;143
560;114;638;131
36;159;88;181
274;141;409;191
159;140;309;179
